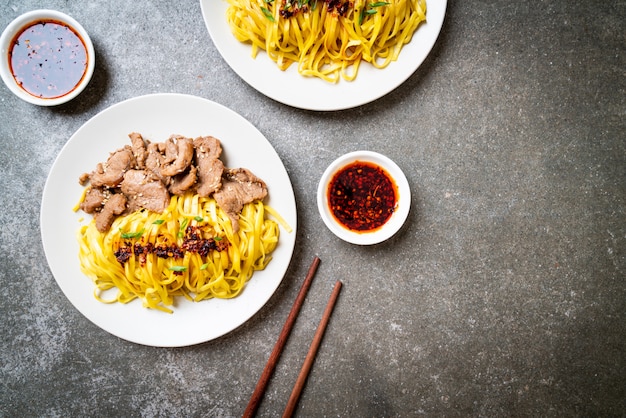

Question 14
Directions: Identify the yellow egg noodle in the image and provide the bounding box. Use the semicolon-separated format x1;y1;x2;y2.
226;0;427;82
77;192;285;313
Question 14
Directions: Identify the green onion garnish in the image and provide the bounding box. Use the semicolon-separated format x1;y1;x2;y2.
178;218;189;238
120;229;144;239
261;7;275;22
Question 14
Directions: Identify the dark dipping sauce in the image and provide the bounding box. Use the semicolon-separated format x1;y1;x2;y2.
9;19;88;99
328;161;397;232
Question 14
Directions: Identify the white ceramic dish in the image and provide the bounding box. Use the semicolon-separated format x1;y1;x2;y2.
40;94;297;347
0;9;95;106
317;151;411;245
200;0;447;111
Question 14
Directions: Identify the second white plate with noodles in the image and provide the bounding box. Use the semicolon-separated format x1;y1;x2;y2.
41;93;297;347
201;0;447;111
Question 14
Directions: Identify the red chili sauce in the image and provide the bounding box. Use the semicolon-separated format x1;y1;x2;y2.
328;161;397;232
9;19;88;99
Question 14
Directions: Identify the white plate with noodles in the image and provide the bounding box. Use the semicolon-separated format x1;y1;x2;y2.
201;0;447;111
40;93;297;347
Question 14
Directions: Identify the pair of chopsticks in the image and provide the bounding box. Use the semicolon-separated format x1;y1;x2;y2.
243;256;342;417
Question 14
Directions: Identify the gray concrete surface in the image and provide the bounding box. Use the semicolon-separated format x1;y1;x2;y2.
1;1;624;417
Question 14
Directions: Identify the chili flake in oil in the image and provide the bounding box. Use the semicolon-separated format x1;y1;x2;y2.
328;161;397;232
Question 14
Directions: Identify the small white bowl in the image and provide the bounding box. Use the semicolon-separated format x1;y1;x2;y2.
317;151;411;245
0;9;95;106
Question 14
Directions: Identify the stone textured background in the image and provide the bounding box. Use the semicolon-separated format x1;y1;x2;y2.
1;1;624;416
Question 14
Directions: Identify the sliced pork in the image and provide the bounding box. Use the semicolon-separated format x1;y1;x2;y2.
160;135;194;177
194;136;224;197
213;168;268;232
89;146;136;188
145;142;168;184
79;186;107;214
120;169;170;213
79;133;269;233
129;132;148;169
169;165;198;195
95;193;127;232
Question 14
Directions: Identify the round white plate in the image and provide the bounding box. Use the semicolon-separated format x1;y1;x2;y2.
200;0;447;111
40;93;297;347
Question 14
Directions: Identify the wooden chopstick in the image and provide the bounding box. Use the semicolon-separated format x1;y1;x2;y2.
243;256;321;418
283;280;343;418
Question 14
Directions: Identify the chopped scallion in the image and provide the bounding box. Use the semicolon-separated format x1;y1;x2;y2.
178;218;189;238
120;229;144;239
360;1;390;24
261;7;275;22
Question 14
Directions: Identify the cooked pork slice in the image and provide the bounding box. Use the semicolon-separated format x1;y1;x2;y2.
129;132;148;169
79;186;108;214
120;169;170;213
145;142;170;185
194;136;224;197
213;168;268;232
162;137;177;164
94;193;127;232
89;146;136;188
160;135;194;177
169;165;197;195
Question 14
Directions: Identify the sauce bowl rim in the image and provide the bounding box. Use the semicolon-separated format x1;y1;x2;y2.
0;9;95;106
317;150;411;245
